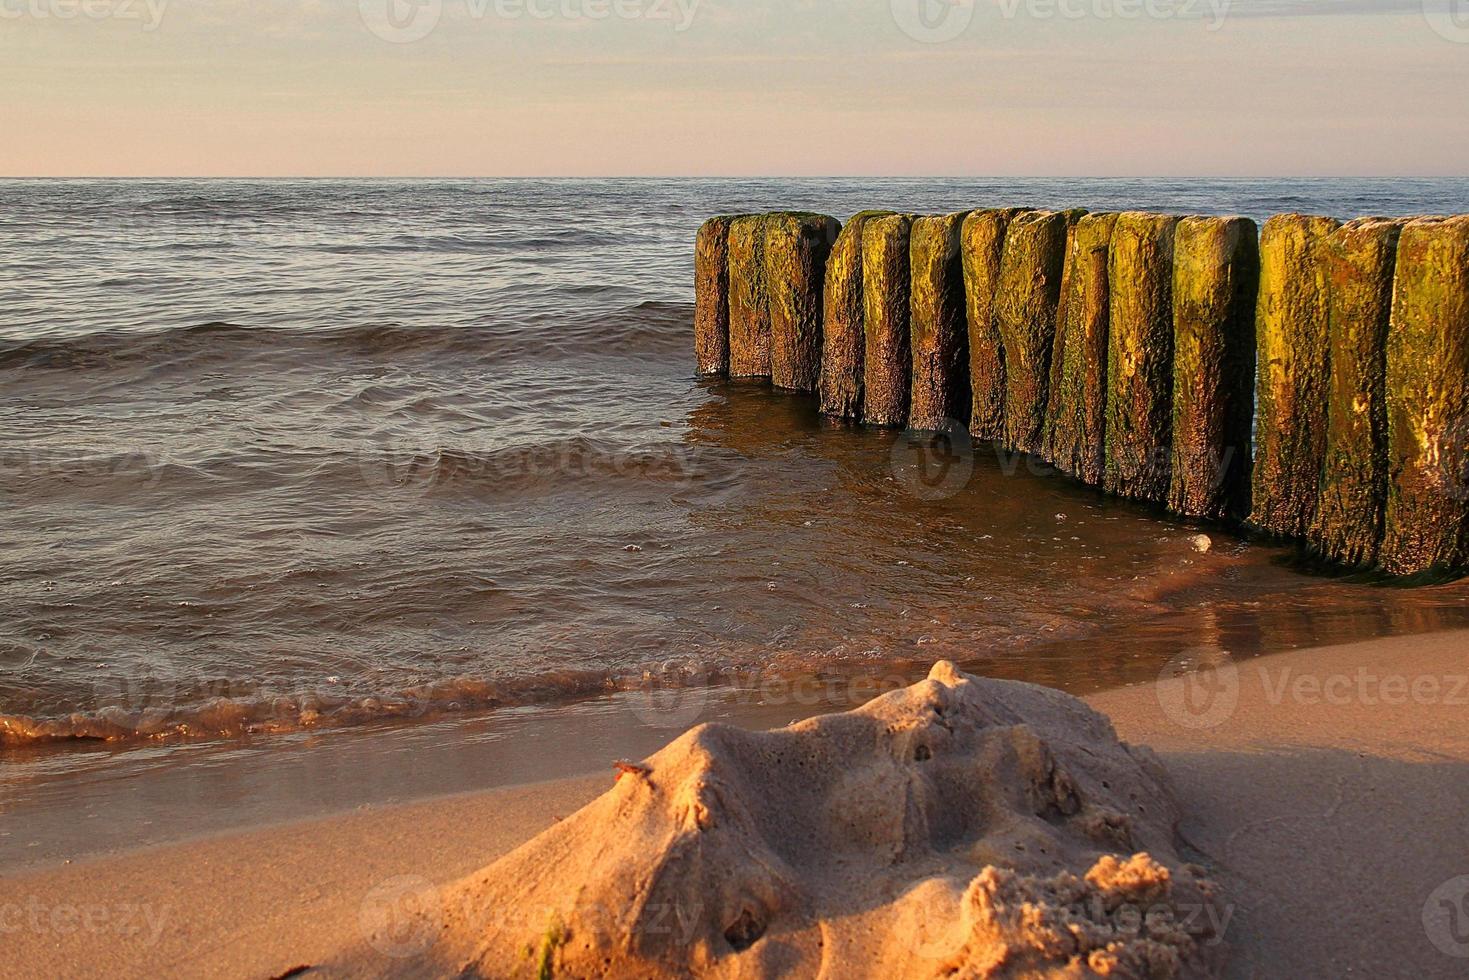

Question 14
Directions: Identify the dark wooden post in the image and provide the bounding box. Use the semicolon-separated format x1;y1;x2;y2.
962;208;1026;442
1168;216;1259;521
694;215;738;377
820;211;891;419
909;212;971;432
993;210;1071;454
1381;215;1469;576
765;212;840;392
1312;217;1407;568
1105;212;1180;503
1044;212;1117;485
727;214;772;379
862;214;914;428
1250;213;1341;536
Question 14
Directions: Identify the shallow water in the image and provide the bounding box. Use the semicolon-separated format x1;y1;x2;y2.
3;178;1469;758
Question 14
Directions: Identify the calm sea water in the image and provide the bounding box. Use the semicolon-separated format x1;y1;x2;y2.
4;178;1469;754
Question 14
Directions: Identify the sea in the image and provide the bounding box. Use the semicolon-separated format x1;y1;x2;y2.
4;178;1469;792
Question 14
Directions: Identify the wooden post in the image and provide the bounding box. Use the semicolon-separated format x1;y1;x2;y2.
763;212;840;392
963;209;1026;442
909;212;971;432
993;210;1071;454
1381;215;1469;576
1105;212;1180;503
1312;217;1407;568
820;211;892;419
694;215;739;377
1044;212;1117;485
862;214;914;428
727;214;772;379
1168;216;1259;521
1250;214;1341;537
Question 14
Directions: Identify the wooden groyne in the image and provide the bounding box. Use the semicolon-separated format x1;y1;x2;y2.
695;207;1469;580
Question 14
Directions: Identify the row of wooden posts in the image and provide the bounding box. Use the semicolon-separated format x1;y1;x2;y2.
693;209;1469;579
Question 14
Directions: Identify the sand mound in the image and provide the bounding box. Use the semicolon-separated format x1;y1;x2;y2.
340;663;1225;978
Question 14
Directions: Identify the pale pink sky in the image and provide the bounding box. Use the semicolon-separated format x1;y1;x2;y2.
2;0;1466;176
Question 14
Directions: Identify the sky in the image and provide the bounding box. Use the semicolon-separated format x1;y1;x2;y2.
1;0;1466;176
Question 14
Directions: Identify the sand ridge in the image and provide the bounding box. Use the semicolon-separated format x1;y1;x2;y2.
337;662;1225;978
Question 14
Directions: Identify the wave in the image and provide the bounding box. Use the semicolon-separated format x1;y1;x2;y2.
0;652;930;749
0;302;693;372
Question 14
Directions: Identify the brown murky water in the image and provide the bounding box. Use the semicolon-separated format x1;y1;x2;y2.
3;178;1468;769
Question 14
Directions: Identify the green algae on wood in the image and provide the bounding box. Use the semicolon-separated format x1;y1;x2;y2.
862;214;914;428
1380;215;1469;577
1044;213;1117;485
694;215;739;377
993;210;1072;454
1312;217;1407;568
727;215;772;379
909;212;972;432
1249;213;1342;537
765;212;841;392
1168;216;1260;521
820;211;892;419
962;209;1026;442
1105;212;1181;503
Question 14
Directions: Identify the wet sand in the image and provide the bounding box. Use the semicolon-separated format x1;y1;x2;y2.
6;629;1469;978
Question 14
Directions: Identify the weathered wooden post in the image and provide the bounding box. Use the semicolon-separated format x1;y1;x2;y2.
1312;217;1407;568
963;209;1025;442
727;214;772;379
862;214;914;428
765;212;840;392
1168;216;1259;521
993;210;1072;454
1105;212;1180;503
1381;214;1469;576
694;215;738;377
909;212;971;432
1250;214;1341;536
1044;212;1117;485
820;211;891;419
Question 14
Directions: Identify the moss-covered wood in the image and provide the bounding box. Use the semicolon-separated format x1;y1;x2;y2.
1381;215;1469;576
1249;214;1341;536
727;215;772;379
765;212;841;392
1168;216;1259;521
819;211;892;418
694;215;738;377
909;212;972;432
862;214;914;428
962;209;1026;442
993;210;1071;454
1044;213;1117;485
1312;218;1407;568
1105;212;1180;503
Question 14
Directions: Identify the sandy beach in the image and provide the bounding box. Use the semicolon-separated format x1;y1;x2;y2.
6;628;1468;978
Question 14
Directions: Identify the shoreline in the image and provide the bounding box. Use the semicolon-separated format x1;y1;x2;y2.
6;629;1469;977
